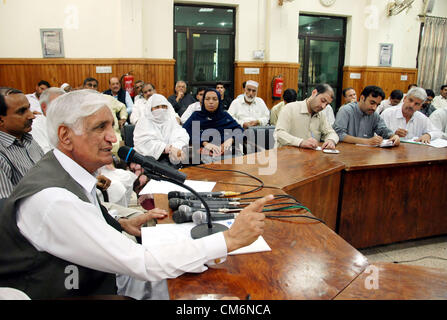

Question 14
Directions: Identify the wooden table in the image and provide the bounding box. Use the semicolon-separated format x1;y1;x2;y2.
181;143;447;248
323;142;447;248
180;147;345;230
154;184;369;300
334;262;447;300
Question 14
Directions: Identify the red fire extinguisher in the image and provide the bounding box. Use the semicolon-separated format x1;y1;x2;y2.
272;75;284;100
121;72;135;97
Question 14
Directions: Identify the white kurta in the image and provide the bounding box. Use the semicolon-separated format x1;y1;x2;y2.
180;101;201;124
376;99;403;114
97;165;137;208
321;105;335;126
432;95;447;110
31;114;52;153
26;93;42;114
228;96;270;127
380;105;442;140
429;108;447;138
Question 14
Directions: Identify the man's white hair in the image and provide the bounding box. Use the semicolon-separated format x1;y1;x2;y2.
407;87;427;101
46;89;111;147
39;87;66;106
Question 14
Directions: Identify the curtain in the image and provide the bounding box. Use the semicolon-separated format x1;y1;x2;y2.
417;17;447;94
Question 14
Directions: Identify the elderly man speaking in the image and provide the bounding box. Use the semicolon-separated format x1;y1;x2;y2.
0;89;272;299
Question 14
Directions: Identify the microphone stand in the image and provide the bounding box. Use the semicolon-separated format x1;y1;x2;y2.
143;171;228;239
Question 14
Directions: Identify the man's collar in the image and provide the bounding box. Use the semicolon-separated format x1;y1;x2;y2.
399;106;415;121
53;148;98;195
353;102;367;116
299;100;310;114
397;106;406;119
0;131;33;148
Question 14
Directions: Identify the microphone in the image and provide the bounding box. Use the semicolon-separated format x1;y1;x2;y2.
172;209;194;224
192;211;236;225
168;198;244;210
178;205;242;215
118;146;187;183
168;191;240;200
173;209;235;224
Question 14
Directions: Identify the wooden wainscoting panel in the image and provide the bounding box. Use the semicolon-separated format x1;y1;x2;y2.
234;61;300;109
342;66;418;100
0;58;176;98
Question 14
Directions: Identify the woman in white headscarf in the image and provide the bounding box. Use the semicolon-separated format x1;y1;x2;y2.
133;93;189;167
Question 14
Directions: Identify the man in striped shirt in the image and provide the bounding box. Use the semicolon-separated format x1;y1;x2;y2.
0;88;43;198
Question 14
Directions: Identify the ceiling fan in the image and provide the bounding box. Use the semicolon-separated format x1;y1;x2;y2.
387;0;415;16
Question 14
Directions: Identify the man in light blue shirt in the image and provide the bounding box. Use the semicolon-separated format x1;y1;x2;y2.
333;85;400;146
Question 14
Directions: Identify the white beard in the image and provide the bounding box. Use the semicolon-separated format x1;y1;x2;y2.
244;93;255;103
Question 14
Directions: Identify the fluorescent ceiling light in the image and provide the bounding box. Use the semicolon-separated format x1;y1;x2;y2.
199;8;214;12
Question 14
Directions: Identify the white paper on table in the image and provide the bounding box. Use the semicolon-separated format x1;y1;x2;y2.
402;137;447;148
139;179;216;195
141;220;271;256
427;139;447;148
356;139;394;148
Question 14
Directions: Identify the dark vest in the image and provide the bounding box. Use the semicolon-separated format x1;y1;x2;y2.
0;151;122;299
103;88;127;106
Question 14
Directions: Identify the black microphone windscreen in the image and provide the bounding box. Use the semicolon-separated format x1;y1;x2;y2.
168;191;180;199
118;146;187;183
168;198;181;210
172;211;189;223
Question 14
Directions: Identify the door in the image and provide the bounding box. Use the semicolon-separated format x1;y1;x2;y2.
298;15;346;111
174;5;235;97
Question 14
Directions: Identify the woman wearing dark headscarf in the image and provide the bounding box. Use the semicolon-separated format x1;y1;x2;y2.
182;88;244;162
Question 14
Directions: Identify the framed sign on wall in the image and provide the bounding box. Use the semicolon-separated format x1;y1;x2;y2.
379;43;393;67
40;28;65;58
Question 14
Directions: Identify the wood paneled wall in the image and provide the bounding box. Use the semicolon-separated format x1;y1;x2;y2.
0;58;176;98
0;58;300;108
342;66;418;99
234;61;300;109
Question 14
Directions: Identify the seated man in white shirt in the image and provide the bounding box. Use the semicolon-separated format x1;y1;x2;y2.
31;87;66;154
432;84;447;110
26;80;50;114
0;89;272;300
375;89;403;114
380;87;442;143
429;107;447;139
180;87;206;124
228;80;270;129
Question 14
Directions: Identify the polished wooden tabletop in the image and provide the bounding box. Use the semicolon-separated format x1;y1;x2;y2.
326;141;447;171
180;146;345;190
153;184;369;300
335;262;447;300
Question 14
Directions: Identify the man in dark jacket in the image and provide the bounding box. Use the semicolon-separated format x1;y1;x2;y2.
167;80;195;116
